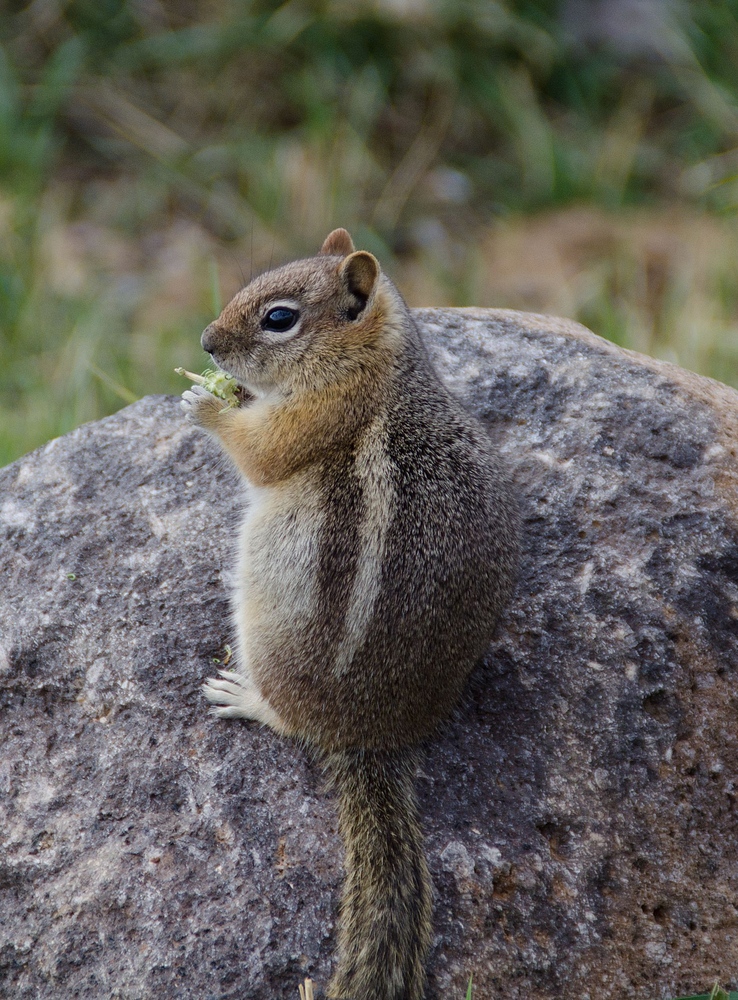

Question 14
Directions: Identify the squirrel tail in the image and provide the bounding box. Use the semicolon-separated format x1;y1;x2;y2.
326;746;432;1000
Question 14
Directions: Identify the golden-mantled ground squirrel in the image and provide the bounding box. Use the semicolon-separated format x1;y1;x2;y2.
181;229;519;999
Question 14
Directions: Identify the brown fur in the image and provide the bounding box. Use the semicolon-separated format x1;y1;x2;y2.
182;231;519;999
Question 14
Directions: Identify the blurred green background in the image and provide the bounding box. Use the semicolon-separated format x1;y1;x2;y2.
2;0;738;465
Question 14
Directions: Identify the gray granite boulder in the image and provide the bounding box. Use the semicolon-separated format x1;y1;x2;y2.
1;308;736;999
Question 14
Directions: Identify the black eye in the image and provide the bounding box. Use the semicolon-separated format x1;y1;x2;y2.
262;307;298;332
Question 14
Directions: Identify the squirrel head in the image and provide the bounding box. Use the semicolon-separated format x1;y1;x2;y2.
201;229;401;397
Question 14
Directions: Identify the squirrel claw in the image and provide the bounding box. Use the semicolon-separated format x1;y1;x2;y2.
298;979;315;1000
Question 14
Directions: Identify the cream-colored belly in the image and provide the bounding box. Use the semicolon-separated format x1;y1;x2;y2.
233;474;324;683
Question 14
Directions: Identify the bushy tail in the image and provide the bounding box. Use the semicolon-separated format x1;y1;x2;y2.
326;747;432;1000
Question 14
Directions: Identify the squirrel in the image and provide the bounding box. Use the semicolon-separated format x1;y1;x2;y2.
180;228;519;1000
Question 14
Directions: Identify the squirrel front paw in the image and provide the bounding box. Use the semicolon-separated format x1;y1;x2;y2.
180;385;227;429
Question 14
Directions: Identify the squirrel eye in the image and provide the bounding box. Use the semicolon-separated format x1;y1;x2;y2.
262;306;298;332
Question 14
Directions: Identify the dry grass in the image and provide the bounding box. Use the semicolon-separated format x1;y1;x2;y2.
3;1;738;464
205;202;738;394
4;189;736;467
402;205;738;383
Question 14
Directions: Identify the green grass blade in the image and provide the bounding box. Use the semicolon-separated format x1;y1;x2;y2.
671;990;738;1000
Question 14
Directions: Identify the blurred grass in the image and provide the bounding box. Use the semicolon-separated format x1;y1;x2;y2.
2;0;738;464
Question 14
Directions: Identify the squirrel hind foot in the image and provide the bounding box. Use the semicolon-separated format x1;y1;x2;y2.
201;672;287;731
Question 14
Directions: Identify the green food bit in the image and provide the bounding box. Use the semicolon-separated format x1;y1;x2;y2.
174;367;240;408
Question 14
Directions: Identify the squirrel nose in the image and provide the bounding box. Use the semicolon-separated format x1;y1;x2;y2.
201;322;220;355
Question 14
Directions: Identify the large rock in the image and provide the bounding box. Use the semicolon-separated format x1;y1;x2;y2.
1;308;736;999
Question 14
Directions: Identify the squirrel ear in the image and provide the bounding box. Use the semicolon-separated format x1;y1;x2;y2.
340;250;380;304
319;228;355;257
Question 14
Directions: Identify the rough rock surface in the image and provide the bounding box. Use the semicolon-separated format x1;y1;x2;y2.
1;308;737;1000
